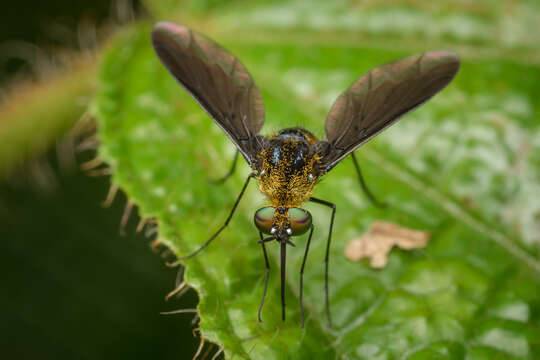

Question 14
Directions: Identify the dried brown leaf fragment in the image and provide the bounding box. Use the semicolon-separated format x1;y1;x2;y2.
344;221;430;268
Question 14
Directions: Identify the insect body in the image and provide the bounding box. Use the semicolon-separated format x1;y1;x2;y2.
151;21;460;328
257;128;321;207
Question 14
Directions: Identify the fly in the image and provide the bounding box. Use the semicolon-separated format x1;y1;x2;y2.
151;22;460;328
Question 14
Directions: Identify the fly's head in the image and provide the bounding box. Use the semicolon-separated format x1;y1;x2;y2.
253;206;312;244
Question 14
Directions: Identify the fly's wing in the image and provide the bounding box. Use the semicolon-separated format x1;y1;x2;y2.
321;51;460;171
151;22;265;165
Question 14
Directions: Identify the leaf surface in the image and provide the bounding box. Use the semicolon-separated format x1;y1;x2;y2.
96;2;540;358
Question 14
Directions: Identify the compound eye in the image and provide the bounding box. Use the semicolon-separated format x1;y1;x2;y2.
254;206;275;235
288;208;312;236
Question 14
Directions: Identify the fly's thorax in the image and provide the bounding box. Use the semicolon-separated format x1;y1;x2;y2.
255;128;322;207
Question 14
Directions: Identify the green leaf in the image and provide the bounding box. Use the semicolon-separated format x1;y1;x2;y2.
96;2;540;358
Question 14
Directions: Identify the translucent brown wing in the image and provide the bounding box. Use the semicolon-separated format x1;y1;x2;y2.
321;51;460;171
151;22;265;165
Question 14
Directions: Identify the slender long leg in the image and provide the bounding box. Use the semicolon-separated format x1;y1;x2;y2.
350;152;386;208
210;150;239;184
179;173;254;260
299;224;314;328
309;196;336;328
258;232;271;323
280;241;287;321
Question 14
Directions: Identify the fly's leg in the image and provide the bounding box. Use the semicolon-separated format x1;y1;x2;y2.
179;173;254;260
210;150;239;184
309;197;336;328
299;224;314;328
351;152;387;208
257;232;271;322
280;241;287;321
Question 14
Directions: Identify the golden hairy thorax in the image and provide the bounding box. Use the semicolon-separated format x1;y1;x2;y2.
256;128;322;208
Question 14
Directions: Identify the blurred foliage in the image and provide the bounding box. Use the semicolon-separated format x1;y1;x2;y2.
0;60;95;177
95;0;540;359
0;1;200;359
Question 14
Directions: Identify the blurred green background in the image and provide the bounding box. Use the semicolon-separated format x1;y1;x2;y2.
2;0;540;359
